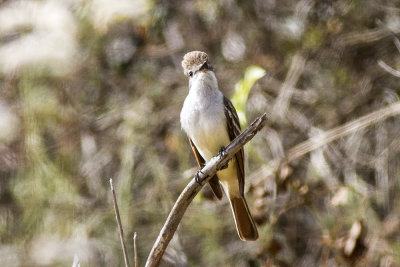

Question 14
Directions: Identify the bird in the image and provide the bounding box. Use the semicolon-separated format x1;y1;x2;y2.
180;51;258;241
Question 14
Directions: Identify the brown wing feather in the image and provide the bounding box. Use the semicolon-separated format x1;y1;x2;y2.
189;138;223;200
223;96;245;197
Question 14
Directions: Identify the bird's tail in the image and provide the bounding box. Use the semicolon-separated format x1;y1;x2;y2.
229;196;258;241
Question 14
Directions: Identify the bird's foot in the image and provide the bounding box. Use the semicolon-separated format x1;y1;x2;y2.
195;169;207;184
217;146;229;170
218;146;227;157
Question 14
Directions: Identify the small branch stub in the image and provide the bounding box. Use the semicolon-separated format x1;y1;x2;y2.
110;178;131;267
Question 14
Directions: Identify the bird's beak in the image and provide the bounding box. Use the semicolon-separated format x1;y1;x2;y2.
199;61;211;72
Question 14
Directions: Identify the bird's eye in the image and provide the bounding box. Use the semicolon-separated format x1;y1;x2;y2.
189;71;193;77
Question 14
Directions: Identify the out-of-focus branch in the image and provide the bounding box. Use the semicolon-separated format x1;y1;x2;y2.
262;75;318;105
145;113;268;267
285;102;400;163
378;60;400;78
339;28;400;46
394;36;400;54
133;233;138;267
272;53;306;120
110;179;130;267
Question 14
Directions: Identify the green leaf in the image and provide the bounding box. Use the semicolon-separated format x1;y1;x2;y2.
231;66;266;128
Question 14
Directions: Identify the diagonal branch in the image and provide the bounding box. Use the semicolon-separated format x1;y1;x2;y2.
145;113;268;267
285;102;400;163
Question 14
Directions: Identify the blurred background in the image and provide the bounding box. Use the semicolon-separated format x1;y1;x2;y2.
1;0;400;266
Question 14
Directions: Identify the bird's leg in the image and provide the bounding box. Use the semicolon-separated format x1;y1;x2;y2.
217;146;229;170
195;169;208;184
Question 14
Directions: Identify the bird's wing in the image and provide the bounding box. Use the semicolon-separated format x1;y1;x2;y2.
189;138;223;199
223;96;245;197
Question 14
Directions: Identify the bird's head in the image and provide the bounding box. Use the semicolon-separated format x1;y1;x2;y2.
181;51;214;79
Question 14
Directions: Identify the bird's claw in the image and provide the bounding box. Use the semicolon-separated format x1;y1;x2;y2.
217;146;229;170
195;169;207;184
218;146;227;157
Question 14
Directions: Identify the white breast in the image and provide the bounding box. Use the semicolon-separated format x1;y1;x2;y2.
180;72;230;161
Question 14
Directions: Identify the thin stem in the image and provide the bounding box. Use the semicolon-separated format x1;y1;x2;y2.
286;102;400;162
378;60;400;78
133;232;138;267
110;178;130;267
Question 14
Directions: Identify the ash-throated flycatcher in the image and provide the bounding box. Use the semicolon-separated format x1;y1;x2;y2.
180;51;258;241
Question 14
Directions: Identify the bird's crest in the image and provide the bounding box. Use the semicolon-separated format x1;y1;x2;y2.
182;51;209;76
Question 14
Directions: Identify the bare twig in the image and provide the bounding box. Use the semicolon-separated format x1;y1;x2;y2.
272;53;306;120
375;19;400;55
110;178;130;267
285;102;400;163
145;113;268;267
394;36;400;54
339;28;400;46
133;233;138;267
377;60;400;78
262;75;318;105
375;25;400;77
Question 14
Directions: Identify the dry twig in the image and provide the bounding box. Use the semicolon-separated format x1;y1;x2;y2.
145;113;268;267
339;28;400;46
286;102;400;163
110;178;130;267
262;75;318;105
133;232;138;267
272;53;306;119
377;60;400;78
